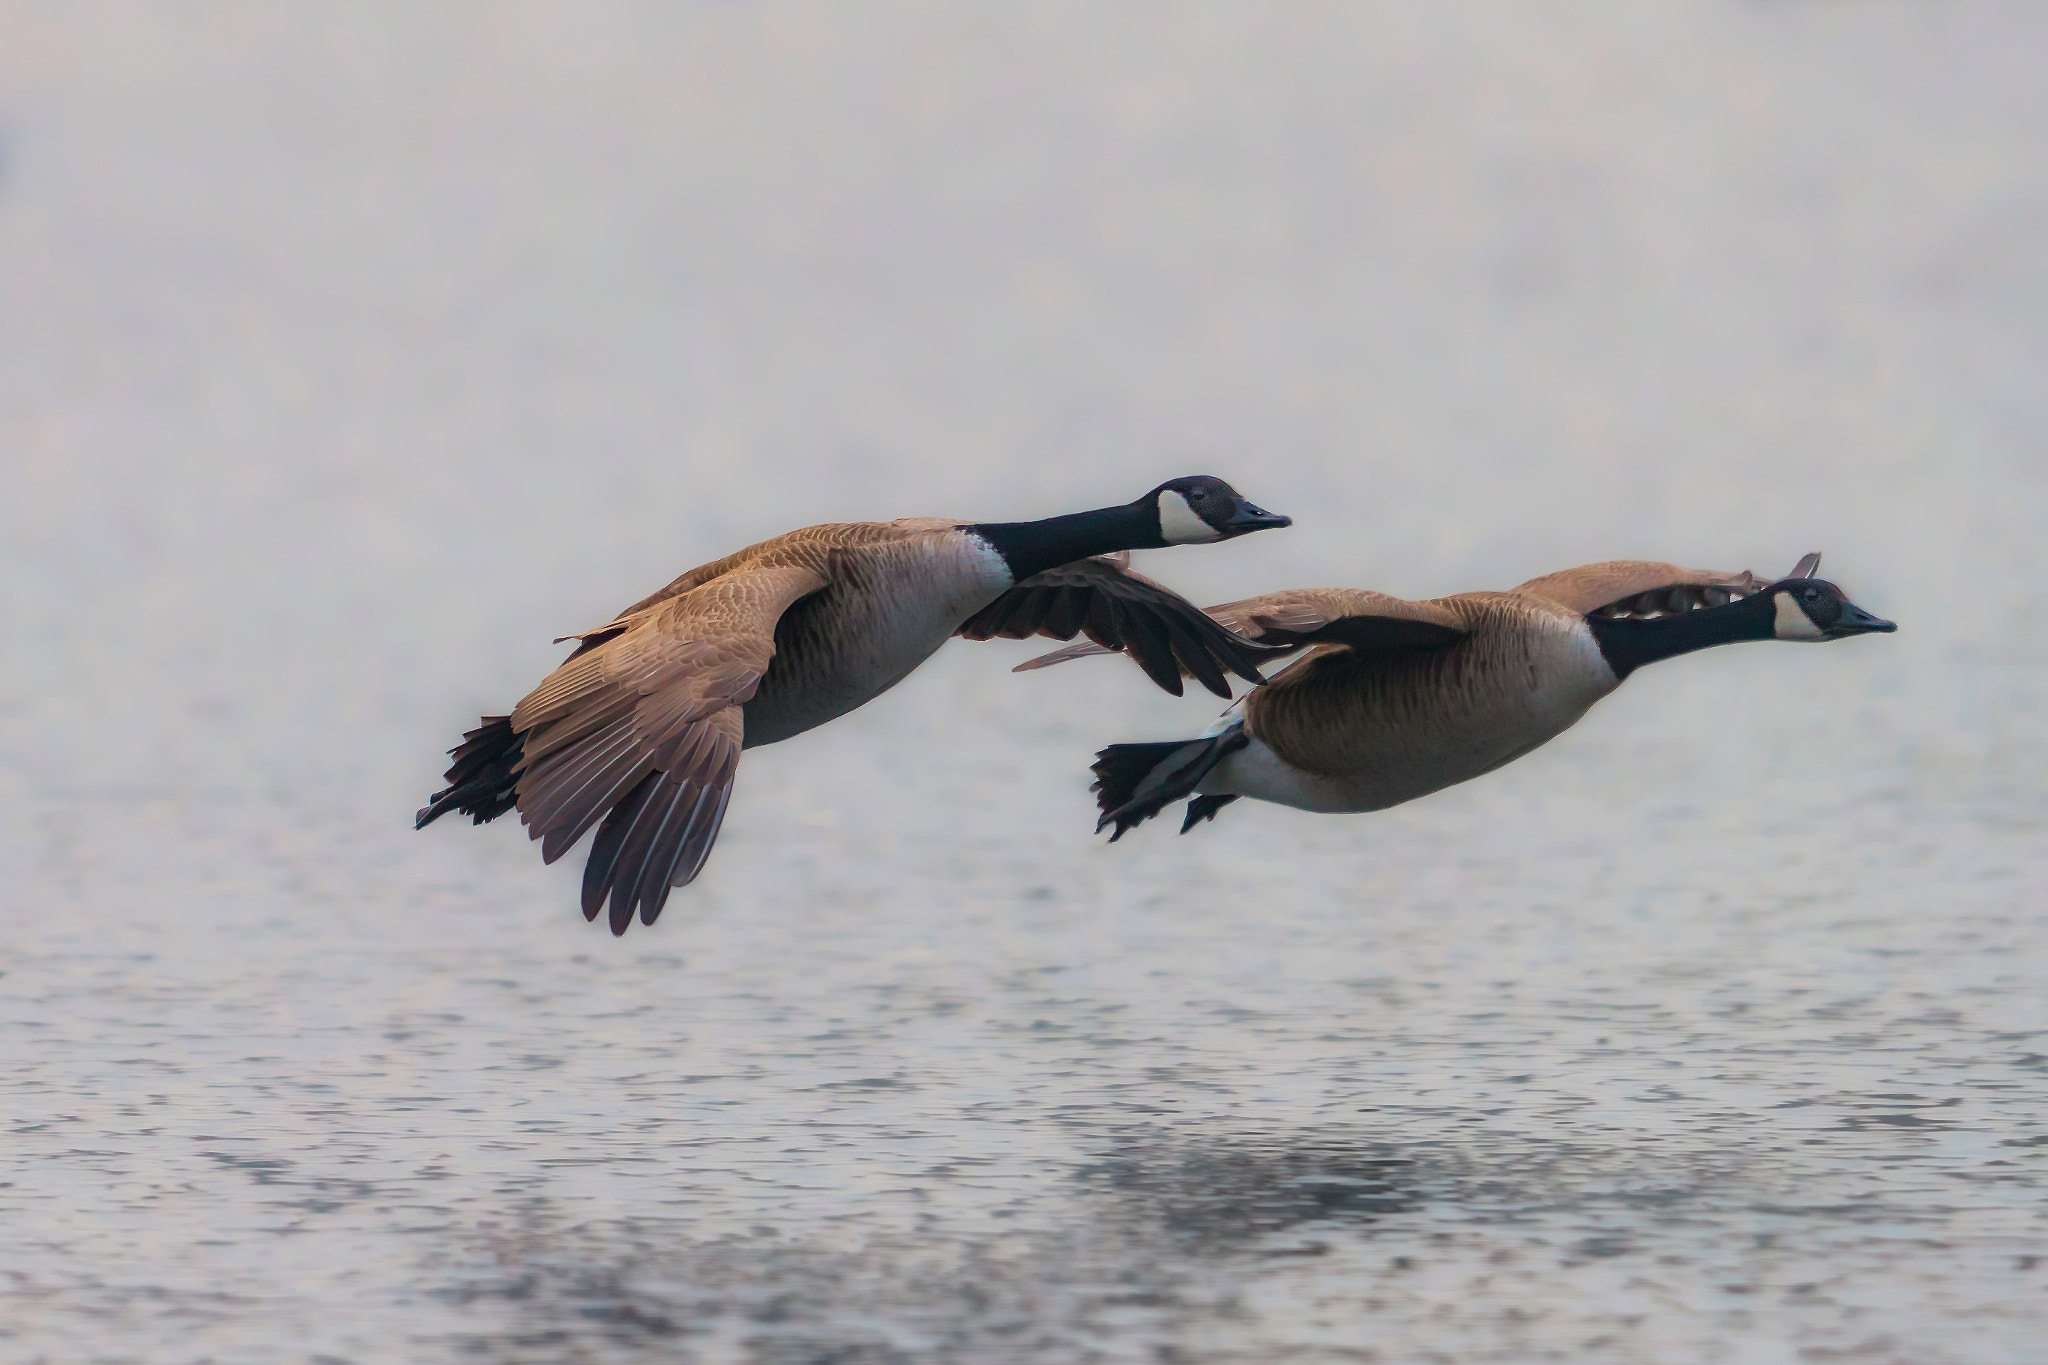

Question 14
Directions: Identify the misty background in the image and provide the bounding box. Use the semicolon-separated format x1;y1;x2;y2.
3;4;2044;1362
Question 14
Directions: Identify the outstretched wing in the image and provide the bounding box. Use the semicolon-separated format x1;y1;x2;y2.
509;562;827;934
1512;561;1765;618
956;555;1271;698
1015;586;1466;677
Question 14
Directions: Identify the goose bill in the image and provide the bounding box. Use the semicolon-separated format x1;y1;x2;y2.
1220;498;1292;533
1827;600;1897;638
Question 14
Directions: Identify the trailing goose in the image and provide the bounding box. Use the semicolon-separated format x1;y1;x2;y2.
1019;554;1895;839
416;477;1290;931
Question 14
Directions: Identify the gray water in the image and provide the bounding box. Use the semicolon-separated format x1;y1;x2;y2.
3;3;2045;1361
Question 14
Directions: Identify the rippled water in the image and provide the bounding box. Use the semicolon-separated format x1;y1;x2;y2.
4;3;2045;1361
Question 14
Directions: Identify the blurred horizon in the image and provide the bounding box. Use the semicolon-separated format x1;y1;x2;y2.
3;4;2044;1361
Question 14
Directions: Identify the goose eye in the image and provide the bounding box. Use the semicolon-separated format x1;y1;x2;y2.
1803;587;1820;600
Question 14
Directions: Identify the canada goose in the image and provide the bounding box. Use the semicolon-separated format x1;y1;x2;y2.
416;477;1290;931
1019;554;1895;839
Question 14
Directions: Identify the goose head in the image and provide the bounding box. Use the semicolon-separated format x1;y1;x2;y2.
1766;579;1897;641
1583;551;1897;680
1762;554;1896;641
1145;476;1292;545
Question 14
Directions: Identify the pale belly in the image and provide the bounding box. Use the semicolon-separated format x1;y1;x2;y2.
740;537;1012;748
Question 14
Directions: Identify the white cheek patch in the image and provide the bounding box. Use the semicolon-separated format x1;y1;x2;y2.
1156;490;1222;544
1773;591;1825;641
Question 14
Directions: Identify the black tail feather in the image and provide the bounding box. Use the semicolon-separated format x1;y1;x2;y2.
415;715;526;829
1090;725;1248;842
1088;741;1187;820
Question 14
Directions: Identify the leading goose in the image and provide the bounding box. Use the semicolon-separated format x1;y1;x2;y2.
1019;554;1895;839
416;476;1289;931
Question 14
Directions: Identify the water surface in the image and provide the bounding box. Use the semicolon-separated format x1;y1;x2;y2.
3;3;2044;1361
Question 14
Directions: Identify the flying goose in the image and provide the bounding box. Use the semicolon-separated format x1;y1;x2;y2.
1019;554;1895;839
416;477;1290;931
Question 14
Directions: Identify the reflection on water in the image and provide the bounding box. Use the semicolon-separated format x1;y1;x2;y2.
426;1128;1420;1363
5;1;2048;1362
1074;1131;1417;1254
417;1111;2041;1362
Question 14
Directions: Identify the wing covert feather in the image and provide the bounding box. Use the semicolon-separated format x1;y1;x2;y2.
1513;561;1763;616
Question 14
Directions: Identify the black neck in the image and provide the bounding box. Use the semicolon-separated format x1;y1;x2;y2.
965;502;1162;581
1587;593;1776;681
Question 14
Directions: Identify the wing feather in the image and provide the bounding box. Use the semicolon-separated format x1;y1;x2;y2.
1041;586;1092;639
1512;561;1765;616
583;772;657;921
957;555;1268;698
993;587;1055;639
510;562;822;932
1159;611;1231;696
601;775;682;935
1016;587;1465;673
1113;599;1187;694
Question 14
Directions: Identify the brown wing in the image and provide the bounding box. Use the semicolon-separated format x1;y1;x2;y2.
1512;561;1765;617
956;556;1272;698
509;562;827;934
1015;586;1466;677
545;521;951;666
